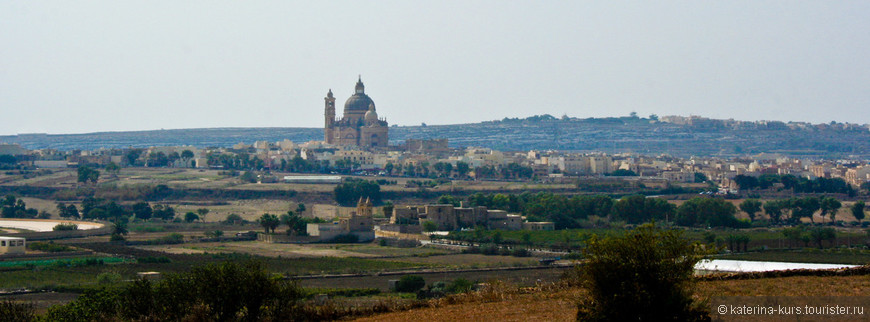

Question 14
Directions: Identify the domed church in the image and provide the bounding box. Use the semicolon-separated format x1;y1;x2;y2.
324;77;389;148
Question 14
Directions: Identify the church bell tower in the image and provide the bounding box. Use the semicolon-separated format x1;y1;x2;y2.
324;89;335;143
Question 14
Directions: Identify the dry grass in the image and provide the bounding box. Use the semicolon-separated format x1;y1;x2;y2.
170;199;296;222
353;273;870;322
135;241;380;258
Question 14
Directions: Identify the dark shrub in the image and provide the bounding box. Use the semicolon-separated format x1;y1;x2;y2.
576;224;710;321
394;275;425;293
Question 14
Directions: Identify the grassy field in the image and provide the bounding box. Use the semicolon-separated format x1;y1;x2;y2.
0;251;431;290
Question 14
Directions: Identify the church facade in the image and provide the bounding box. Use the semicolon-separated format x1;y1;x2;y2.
324;77;389;148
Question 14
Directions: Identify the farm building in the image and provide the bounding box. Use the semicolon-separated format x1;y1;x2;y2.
0;237;26;255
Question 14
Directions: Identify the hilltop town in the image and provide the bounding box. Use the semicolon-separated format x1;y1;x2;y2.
1;79;869;320
4;113;870;158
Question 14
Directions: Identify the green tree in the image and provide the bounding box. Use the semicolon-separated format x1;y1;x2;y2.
333;179;381;206
280;212;308;236
105;162;121;174
737;234;750;252
225;213;244;225
521;232;532;245
125;149;143;166
184;212;200;223
764;200;786;224
258;213;280;234
0;155;17;166
782;226;806;248
733;175;759;190
726;234;739;253
675;197;742;228
181;149;195;159
790;197;820;224
739;199;762;221
422;220;437;232
436;195;460;207
295;203;306;215
851;201;866;224
384;162;394;175
492;231;503;244
403;163;416;177
447;278;474;293
819;197;842;224
395;275;426;293
576;224;710;321
810;227;836;248
77;166;100;184
196;208;210;222
132;202;152;221
612;195;675;224
111;219;128;241
57;202;80;219
609;169;638;176
152;204;175;221
455;161;470;178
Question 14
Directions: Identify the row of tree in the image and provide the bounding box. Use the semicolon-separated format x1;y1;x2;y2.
758;196;858;224
733;174;855;195
334;179;382;206
257;210;323;235
782;226;838;248
1;195;44;218
55;199;214;223
436;192;867;229
384;161;472;178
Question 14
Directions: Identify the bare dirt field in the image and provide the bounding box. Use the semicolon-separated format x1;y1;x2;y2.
132;240;462;259
138;241;370;258
390;254;538;267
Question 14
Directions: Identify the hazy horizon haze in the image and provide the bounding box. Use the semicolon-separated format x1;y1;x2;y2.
2;1;869;135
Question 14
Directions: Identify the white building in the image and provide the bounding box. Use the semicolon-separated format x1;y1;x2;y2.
0;237;25;255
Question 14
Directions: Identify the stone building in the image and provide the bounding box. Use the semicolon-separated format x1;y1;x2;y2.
324;77;389;148
389;203;525;231
307;197;375;242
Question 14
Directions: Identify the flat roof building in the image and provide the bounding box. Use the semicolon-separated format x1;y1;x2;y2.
0;237;25;255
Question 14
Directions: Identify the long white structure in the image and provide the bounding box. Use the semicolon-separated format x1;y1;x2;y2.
0;219;103;232
696;259;858;273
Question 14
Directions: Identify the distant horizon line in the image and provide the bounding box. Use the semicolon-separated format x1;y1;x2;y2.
2;113;868;137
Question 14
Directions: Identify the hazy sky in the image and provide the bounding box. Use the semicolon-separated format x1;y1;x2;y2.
2;1;869;135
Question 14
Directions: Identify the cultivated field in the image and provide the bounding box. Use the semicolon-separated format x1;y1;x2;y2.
135;241;455;258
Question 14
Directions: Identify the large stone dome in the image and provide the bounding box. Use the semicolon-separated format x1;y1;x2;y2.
344;93;374;113
344;76;374;113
